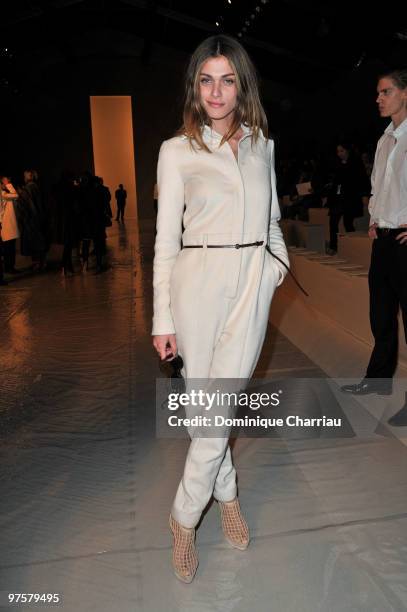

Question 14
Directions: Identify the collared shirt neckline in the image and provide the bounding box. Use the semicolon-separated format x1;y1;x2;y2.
202;123;254;144
384;116;407;139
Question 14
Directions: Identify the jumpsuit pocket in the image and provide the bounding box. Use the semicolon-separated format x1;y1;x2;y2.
265;247;282;285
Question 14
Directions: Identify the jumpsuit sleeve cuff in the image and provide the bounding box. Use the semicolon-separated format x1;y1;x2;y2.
268;219;290;287
152;315;176;336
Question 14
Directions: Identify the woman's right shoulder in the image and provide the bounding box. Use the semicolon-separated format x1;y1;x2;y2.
159;134;189;153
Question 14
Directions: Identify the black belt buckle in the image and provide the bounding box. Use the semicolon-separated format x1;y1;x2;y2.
235;243;240;249
377;228;399;238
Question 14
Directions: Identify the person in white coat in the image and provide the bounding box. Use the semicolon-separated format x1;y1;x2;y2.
0;177;20;277
152;35;289;583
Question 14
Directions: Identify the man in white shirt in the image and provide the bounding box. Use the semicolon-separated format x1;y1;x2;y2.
342;68;407;425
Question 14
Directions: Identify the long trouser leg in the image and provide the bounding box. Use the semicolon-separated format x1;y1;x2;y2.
82;239;90;267
343;210;355;232
329;211;341;251
366;238;399;378
171;435;235;528
3;239;16;271
62;243;73;272
95;235;106;269
397;240;407;353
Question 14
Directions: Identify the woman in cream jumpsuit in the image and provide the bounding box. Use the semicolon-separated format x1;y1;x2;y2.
152;35;289;582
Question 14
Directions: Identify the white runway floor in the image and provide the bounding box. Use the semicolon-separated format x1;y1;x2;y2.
1;220;407;612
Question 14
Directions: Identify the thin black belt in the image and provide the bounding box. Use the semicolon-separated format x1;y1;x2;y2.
182;241;264;249
376;228;404;237
182;241;309;297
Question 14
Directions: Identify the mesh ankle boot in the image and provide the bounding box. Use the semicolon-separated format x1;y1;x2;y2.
218;498;250;550
169;515;198;583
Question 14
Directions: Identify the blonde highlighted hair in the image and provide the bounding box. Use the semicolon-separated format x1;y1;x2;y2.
178;35;268;151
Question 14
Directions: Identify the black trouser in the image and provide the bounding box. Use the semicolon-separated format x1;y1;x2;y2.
82;236;105;268
366;228;407;379
3;239;16;271
116;202;125;220
82;239;91;263
62;243;74;272
329;209;355;251
94;235;106;268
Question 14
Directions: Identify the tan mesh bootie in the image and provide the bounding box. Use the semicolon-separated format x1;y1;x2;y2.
169;514;198;583
218;498;250;550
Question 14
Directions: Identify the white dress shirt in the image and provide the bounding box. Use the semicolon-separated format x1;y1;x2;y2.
368;116;407;228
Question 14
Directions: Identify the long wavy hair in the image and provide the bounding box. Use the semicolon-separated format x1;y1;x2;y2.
178;35;268;152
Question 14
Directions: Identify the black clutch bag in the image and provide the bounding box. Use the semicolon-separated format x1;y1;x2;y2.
159;354;185;393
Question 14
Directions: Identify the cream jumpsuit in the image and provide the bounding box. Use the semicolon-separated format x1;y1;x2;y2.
152;124;289;528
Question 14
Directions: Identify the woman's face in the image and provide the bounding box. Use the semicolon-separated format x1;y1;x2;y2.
337;145;349;161
199;55;238;122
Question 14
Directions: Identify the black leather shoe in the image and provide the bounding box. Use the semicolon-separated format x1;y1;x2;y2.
388;406;407;427
341;379;392;396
